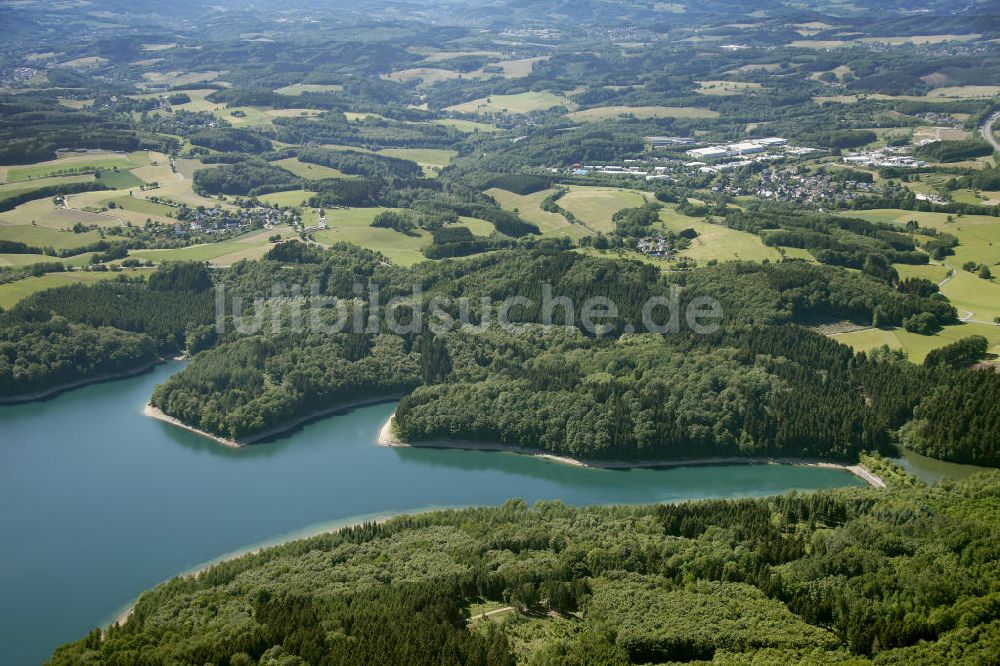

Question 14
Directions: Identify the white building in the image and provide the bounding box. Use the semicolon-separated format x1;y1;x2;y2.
686;146;729;159
729;141;765;155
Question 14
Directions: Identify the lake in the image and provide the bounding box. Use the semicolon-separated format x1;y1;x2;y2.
0;362;870;665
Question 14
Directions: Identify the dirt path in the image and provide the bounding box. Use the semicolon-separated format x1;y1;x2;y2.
469;606;514;622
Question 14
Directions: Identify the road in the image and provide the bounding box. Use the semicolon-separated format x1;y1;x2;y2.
981;111;1000;154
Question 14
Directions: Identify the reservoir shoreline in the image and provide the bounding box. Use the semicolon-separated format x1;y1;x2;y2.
0;359;162;405
378;414;886;488
145;393;408;448
110;510;413;629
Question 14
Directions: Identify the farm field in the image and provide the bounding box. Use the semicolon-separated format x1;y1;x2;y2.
311;208;496;266
258;189;313;207
130;227;291;265
0;174;94;201
431;118;499;133
383;68;461;87
165;89;220;112
558;186;650;233
413;48;503;63
858;33;982;46
659;211;782;264
376;148;457;170
832;322;1000;364
273;83;344;96
0;268;153;309
0;224;105;250
938;270;1000;323
270;157;352;180
485;187;589;240
4;152;145;183
140;70;223;88
130;153;232;210
696;80;762;95
445;92;575;115
0;197;117;229
847;209;1000;269
567;105;719;121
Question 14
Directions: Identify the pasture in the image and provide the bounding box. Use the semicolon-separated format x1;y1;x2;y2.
270;158;352;181
4;152;145;183
258;190;313;207
696;80;762;95
274;83;344;96
659;210;783;264
129;227;291;266
312;208;496;266
485;187;588;240
567;105;719;121
376;148;457;170
445;92;575;115
431;118;499;133
559;187;650;233
833;322;1000;364
0;268;153;310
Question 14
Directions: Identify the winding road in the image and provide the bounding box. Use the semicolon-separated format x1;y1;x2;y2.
981;111;1000;154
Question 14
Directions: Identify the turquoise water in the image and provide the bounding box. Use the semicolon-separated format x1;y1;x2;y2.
0;363;865;665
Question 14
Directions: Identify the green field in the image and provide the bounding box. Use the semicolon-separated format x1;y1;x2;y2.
485;187;589;240
0;197;117;229
559;186;650;233
0;225;105;250
311;208;495;266
0;268;153;309
567;105;719;122
659;210;783;264
695;80;763;95
0;174;94;202
445;92;575;115
384;68;461;87
95;170;146;189
130;227;289;266
376;148;458;169
848;209;1000;274
5;153;144;183
258;189;314;207
894;263;950;283
270;157;352;180
273;83;344;96
833;322;1000;364
430;118;499;133
939;270;1000;323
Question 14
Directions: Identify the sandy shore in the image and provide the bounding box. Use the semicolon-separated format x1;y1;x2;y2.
378;415;886;488
0;359;160;405
146;393;407;448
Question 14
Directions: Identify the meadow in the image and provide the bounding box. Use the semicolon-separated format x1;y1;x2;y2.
0;268;153;309
4;152;145;183
129;227;292;266
484;187;589;240
445;91;575;115
658;210;783;264
430;118;499;133
558;186;650;233
269;157;352;180
567;105;719;121
311;208;495;266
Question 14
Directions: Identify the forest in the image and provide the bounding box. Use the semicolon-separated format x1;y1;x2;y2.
133;243;993;464
50;469;1000;664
